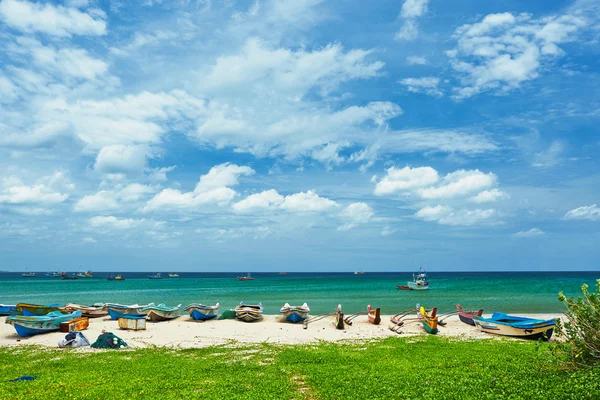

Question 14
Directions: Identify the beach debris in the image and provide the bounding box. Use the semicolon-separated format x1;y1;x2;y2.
58;332;90;348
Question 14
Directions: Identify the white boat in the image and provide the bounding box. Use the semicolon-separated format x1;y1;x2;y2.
354;271;365;275
406;268;430;290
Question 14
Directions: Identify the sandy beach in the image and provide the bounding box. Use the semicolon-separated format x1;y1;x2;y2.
0;313;563;349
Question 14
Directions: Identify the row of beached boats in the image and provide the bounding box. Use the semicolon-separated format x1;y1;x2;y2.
0;302;556;341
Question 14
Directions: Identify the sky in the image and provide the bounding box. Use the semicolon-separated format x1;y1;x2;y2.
0;0;599;272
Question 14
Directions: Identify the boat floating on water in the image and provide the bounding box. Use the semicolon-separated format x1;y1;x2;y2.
235;302;263;322
398;268;430;290
22;271;36;278
168;273;179;277
237;273;254;281
106;274;125;281
143;304;182;322
280;303;310;323
148;273;163;280
6;310;83;337
185;303;220;321
354;271;365;275
472;312;555;341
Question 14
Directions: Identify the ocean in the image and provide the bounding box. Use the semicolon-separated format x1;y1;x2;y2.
0;272;597;315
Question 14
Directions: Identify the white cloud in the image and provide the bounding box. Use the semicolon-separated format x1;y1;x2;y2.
110;30;178;56
94;145;153;174
417;170;497;200
82;236;97;244
380;226;398;236
374;166;439;196
232;189;284;212
75;184;156;212
406;56;428;65
564;204;600;221
533;141;564;167
469;188;509;203
398;77;442;97
337;202;374;231
143;163;254;212
514;227;545;237
381;129;499;155
0;0;106;37
0;174;70;205
415;205;499;226
449;12;586;99
88;216;145;230
280;190;339;213
395;0;430;41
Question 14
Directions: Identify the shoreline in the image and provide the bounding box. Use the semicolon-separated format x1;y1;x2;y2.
0;313;563;349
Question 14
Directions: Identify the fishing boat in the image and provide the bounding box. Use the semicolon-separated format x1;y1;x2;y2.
418;306;439;334
76;272;86;278
45;270;62;278
185;303;220;321
235;302;263;322
168;273;179;277
367;305;381;325
64;303;108;318
405;267;430;290
237;273;254;281
17;303;63;316
61;274;78;280
103;303;154;320
335;304;344;329
280;303;310;323
76;270;93;278
472;312;555;341
106;274;125;281
22;271;36;277
148;273;163;280
6;310;83;337
143;304;182;322
354;271;365;275
0;304;18;316
456;304;484;326
397;285;413;290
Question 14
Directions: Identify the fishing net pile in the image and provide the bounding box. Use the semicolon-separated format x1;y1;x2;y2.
217;309;236;320
90;332;128;349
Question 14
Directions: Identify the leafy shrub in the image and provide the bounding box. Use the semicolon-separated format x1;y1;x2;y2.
556;279;600;368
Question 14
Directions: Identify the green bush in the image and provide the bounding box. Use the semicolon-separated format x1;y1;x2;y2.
556;279;600;368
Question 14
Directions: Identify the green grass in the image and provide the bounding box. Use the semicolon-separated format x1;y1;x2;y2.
0;337;599;399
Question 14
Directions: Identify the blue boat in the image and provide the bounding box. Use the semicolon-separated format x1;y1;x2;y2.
148;273;163;280
472;312;555;341
0;304;18;316
185;303;219;321
103;303;153;320
6;310;82;337
280;303;310;323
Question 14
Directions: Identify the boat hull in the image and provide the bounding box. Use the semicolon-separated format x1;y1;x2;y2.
282;311;309;323
18;304;62;316
367;306;381;325
235;303;263;322
189;309;218;321
107;309;146;320
0;305;18;316
473;315;555;341
407;282;429;290
146;310;180;322
6;311;82;337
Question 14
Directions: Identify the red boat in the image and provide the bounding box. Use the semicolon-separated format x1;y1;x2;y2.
237;273;254;281
367;305;381;325
456;304;483;326
397;285;413;290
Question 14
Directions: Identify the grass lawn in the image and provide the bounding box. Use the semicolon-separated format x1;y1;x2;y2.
0;336;598;399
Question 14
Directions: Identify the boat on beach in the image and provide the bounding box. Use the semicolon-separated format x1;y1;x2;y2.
456;304;484;326
185;303;220;321
17;303;63;316
6;310;83;337
235;302;263;322
367;305;381;325
280;303;310;323
143;304;182;322
148;273;163;280
418;306;439;334
335;304;345;329
472;312;555;341
64;303;108;318
0;304;18;316
237;273;254;281
103;303;154;320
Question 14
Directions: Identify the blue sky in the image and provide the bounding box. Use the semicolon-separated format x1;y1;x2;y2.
0;0;599;272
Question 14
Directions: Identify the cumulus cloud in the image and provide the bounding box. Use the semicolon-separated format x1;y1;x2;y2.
75;184;156;212
469;188;509;203
564;204;600;221
143;163;254;212
395;0;430;41
0;0;106;37
448;12;586;99
416;170;497;199
514;227;545;237
337;202;374;231
232;189;338;213
0;173;71;205
94;145;154;175
406;56;428;65
415;205;499;226
398;77;442;97
374;166;439;196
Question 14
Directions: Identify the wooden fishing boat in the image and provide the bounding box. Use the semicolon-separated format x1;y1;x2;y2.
103;303;153;320
237;273;254;281
22;271;36;277
168;273;179;277
397;285;413;290
61;274;78;280
235;302;263;322
472;312;555;341
6;310;82;337
143;304;182;322
64;303;108;318
335;304;344;329
418;306;438;334
406;267;430;290
0;304;18;316
17;303;63;316
456;304;483;326
367;305;381;325
185;303;220;320
280;303;310;323
106;274;125;281
148;273;163;280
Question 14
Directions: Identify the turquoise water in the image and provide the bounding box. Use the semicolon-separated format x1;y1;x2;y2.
0;272;597;315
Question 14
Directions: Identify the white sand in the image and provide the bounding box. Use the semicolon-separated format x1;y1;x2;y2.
0;313;563;349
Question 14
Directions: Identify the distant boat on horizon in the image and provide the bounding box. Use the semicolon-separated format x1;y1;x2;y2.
106;274;125;281
168;273;179;277
22;270;35;278
354;271;365;275
237;273;254;281
148;273;163;280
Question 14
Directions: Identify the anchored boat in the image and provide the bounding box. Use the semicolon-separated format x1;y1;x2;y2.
237;273;254;281
148;273;163;280
6;310;83;337
472;312;555;341
235;302;263;322
185;303;220;321
280;303;310;323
